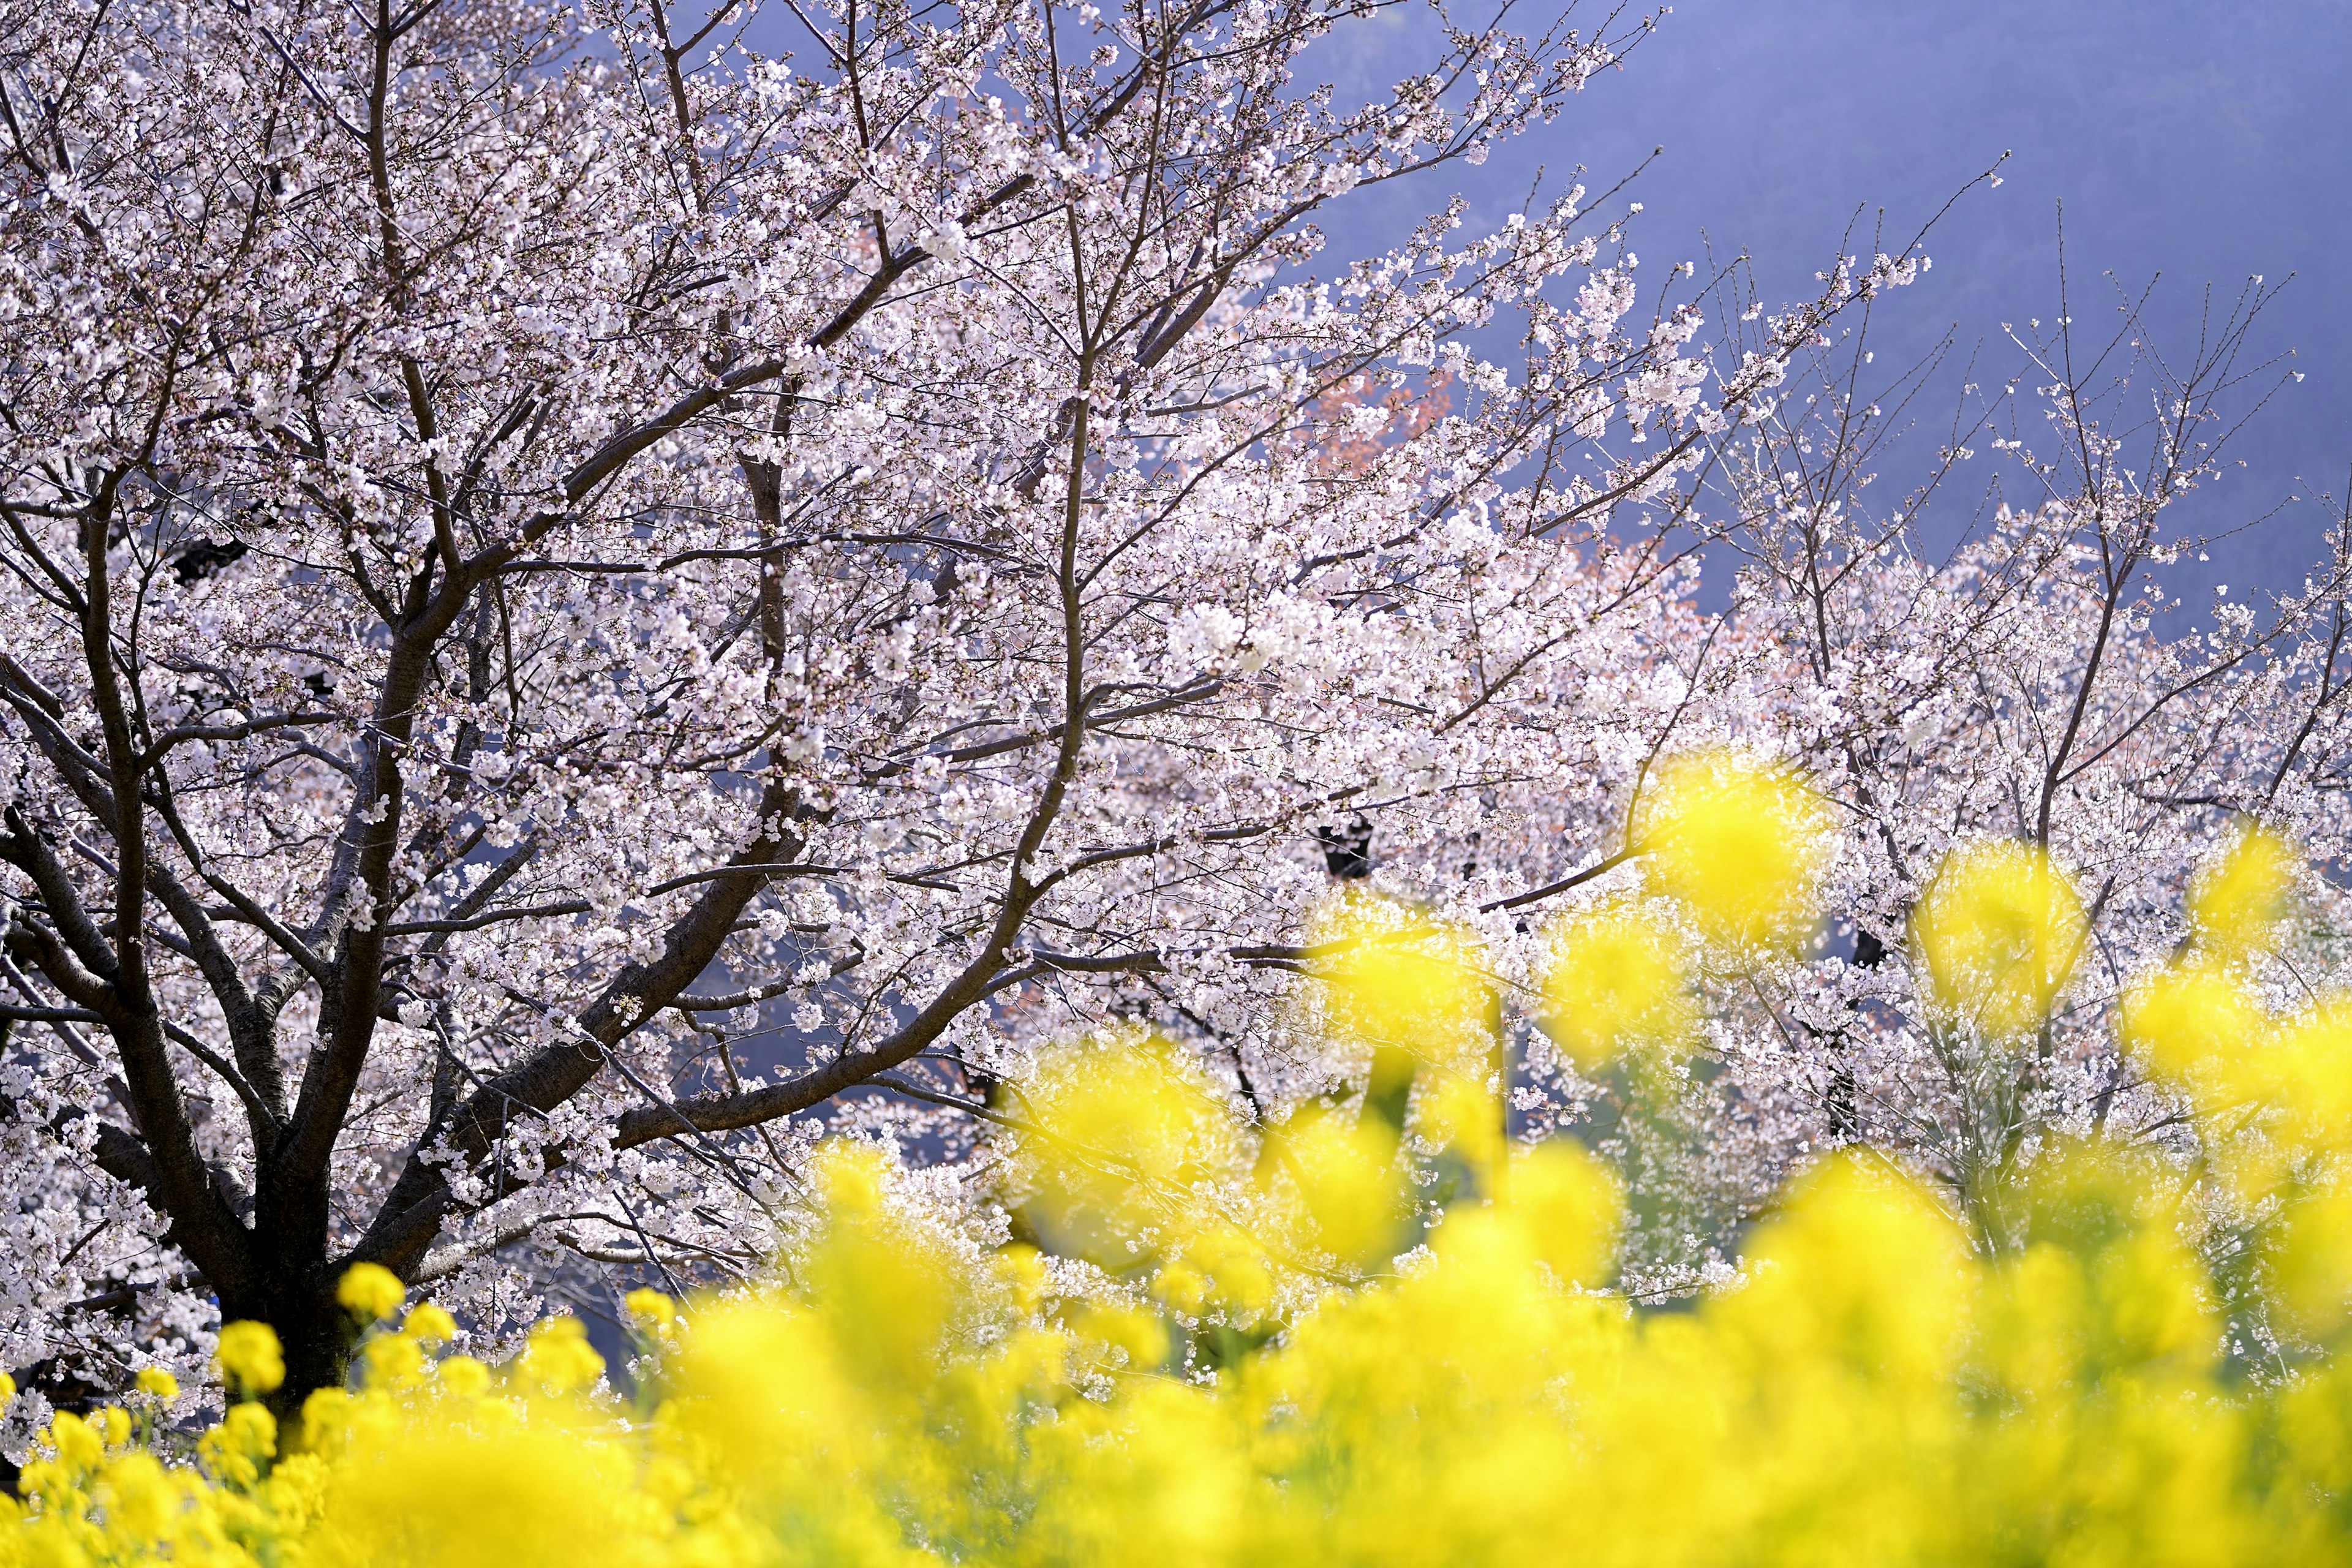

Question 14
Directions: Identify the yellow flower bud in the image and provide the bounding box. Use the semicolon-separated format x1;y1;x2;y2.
134;1366;179;1402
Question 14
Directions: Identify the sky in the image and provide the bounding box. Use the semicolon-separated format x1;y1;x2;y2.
1303;0;2352;599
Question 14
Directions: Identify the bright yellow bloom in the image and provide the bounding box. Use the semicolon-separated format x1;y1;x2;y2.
2121;964;2266;1098
1012;1031;1247;1270
363;1331;428;1390
1640;749;1831;952
438;1355;492;1397
1540;906;1692;1069
337;1261;408;1322
1506;1138;1620;1286
195;1401;276;1488
43;1410;104;1472
624;1288;677;1330
2188;822;2297;961
133;1367;178;1403
403;1301;458;1345
1276;1109;1411;1270
1912;839;2086;1041
214;1320;285;1396
2271;1186;2352;1340
23;815;2352;1568
1309;890;1493;1055
18;1134;2352;1568
519;1315;604;1395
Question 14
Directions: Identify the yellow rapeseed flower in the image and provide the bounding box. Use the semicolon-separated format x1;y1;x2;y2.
196;1401;276;1489
438;1355;492;1398
403;1302;458;1345
20;1129;2352;1564
21;811;2352;1568
1278;1109;1411;1270
337;1261;407;1323
520;1316;605;1395
214;1321;285;1396
2188;822;2297;961
1540;907;1692;1070
133;1367;178;1403
2120;964;2266;1100
46;1409;105;1471
624;1289;677;1334
1309;891;1492;1056
2270;1186;2352;1341
1640;750;1831;954
1507;1139;1621;1286
362;1332;428;1390
1013;1033;1246;1267
1912;840;2086;1042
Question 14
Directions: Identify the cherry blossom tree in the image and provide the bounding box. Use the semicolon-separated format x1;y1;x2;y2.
0;0;1874;1419
3;0;2342;1437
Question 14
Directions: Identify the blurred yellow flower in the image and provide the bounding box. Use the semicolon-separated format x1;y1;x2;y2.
624;1288;677;1330
362;1332;427;1390
2120;964;2265;1099
133;1367;178;1403
2189;823;2297;962
195;1401;276;1489
403;1302;459;1346
1640;750;1831;954
1540;907;1692;1070
1507;1139;1621;1286
337;1262;407;1324
1309;891;1492;1055
1912;840;2086;1041
1013;1033;1245;1268
25;807;2352;1568
519;1316;604;1395
214;1320;284;1396
437;1355;492;1398
2271;1187;2352;1340
1277;1109;1412;1270
24;1131;2352;1568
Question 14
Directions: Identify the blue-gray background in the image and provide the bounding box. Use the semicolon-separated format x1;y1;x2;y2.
731;0;2351;589
1311;0;2352;597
